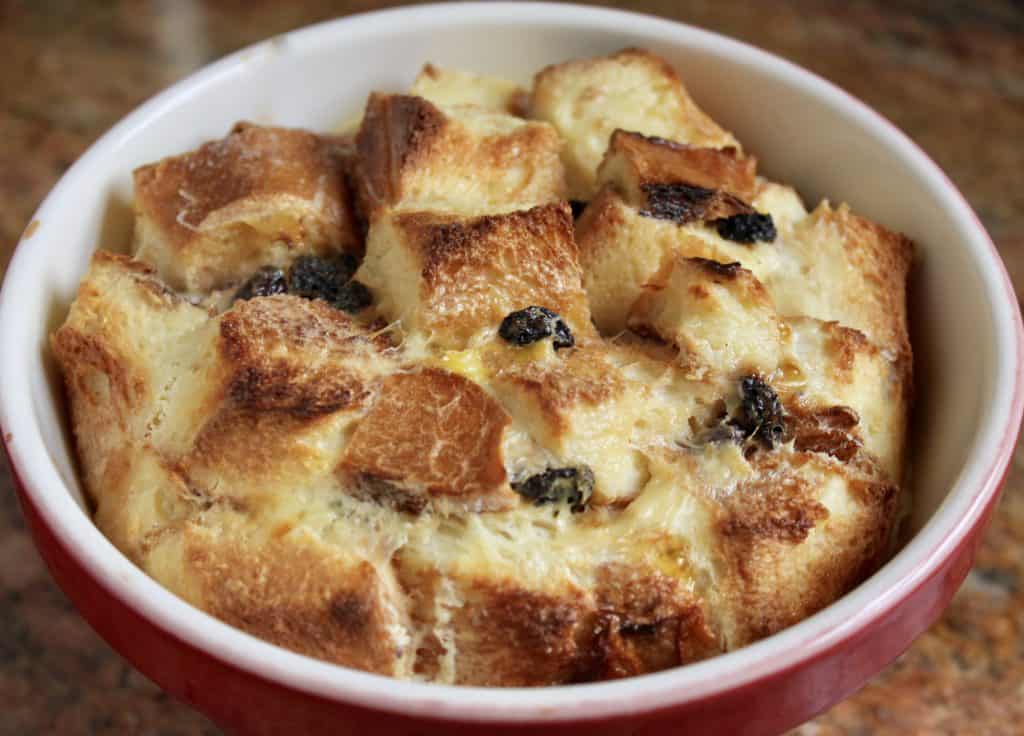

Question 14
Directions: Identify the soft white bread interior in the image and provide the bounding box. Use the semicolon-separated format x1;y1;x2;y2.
410;63;529;116
629;256;783;380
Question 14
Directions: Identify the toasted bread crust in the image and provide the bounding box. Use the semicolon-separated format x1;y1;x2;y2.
360;202;593;347
133;123;358;291
339;368;517;513
170;522;413;674
355;93;449;213
629;255;782;379
355;93;565;216
803;203;914;357
599;130;757;202
53;48;912;688
217;296;386;418
531;48;738;199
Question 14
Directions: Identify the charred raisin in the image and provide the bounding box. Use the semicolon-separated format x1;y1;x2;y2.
285;254;371;312
639;183;717;224
233;266;287;302
512;466;595;512
714;212;776;244
730;375;786;447
498;306;574;350
332;279;373;314
569;200;588;219
288;254;358;301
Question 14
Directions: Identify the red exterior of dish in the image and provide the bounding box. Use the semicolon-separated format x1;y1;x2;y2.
5;439;1008;736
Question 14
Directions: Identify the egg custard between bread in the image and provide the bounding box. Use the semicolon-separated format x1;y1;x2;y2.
51;48;912;686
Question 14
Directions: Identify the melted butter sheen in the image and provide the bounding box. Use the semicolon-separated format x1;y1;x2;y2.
431;347;488;383
430;339;553;384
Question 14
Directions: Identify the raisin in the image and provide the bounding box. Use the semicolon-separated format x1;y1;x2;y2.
511;466;595;512
730;375;786;448
288;254;359;301
498;306;574;350
332;279;373;314
286;254;371;312
714;212;777;243
233;266;287;302
569;200;588;219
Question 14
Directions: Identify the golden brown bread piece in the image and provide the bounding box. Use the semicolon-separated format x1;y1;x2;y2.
769;202;915;359
486;341;651;504
780;316;910;483
629;256;783;380
358;202;593;349
133;122;359;292
354;93;565;217
393;538;720;685
599;129;758;204
53;48;913;687
632;444;900;649
577;132;913;364
339;368;518;514
530;48;738;200
141;502;416;676
51;252;209;556
169;295;397;506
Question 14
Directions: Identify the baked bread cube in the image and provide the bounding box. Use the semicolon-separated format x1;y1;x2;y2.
598;129;757;204
50;252;209;550
579;192;912;360
145;506;416;677
354;93;565;216
530;48;738;199
410;63;528;115
578;188;780;334
485;342;650;504
767;202;914;357
395;499;720;684
629;256;782;380
578;132;784;334
394;557;717;685
133;122;359;292
162;295;396;504
781;317;910;482
358;202;592;348
338;368;518;514
635;445;898;649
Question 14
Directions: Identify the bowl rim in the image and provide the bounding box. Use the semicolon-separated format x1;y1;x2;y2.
2;1;1022;724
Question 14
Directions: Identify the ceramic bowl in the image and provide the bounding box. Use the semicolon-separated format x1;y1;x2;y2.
2;4;1021;734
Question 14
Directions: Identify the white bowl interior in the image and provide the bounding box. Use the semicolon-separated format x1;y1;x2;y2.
2;2;1019;722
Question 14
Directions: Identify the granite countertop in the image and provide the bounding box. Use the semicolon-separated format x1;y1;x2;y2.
2;1;1022;733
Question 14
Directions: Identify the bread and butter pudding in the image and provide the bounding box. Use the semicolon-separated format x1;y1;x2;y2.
51;49;912;686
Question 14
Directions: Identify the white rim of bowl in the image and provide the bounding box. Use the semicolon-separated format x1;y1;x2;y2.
1;2;1022;724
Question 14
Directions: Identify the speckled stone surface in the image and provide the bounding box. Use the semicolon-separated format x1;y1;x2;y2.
1;1;1021;734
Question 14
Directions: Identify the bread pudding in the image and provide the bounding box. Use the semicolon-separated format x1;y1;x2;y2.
51;48;912;686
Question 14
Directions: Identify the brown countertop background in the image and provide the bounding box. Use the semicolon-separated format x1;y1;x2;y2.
1;1;1022;734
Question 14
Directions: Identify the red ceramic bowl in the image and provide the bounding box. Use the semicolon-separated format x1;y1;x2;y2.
2;4;1022;734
